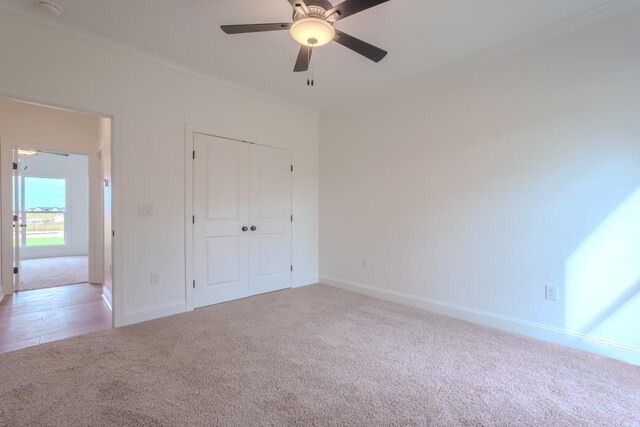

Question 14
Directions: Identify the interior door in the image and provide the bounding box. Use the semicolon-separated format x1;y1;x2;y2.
248;144;292;295
193;133;249;307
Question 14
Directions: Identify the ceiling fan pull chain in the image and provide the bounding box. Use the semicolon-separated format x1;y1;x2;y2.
309;49;314;87
308;49;311;86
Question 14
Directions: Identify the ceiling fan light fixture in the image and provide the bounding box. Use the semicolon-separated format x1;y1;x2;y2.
290;17;335;47
18;148;38;156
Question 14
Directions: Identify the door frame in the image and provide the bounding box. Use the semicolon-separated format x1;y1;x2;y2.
0;91;123;328
184;124;293;311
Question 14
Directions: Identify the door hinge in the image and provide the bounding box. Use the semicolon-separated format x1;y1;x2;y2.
290;165;293;172
291;215;293;222
112;230;115;237
193;280;196;289
13;215;18;222
192;215;195;224
12;162;18;170
13;267;18;274
192;150;195;159
290;265;293;272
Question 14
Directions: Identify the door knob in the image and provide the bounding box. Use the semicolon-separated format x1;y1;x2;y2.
250;226;257;231
242;226;248;232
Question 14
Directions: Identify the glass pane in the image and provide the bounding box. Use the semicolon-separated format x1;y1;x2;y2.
23;177;66;247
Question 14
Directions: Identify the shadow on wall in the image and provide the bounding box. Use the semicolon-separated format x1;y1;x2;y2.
564;186;640;348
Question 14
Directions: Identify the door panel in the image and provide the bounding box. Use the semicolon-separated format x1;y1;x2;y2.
248;144;292;295
207;147;241;220
193;133;249;307
206;236;239;285
258;232;285;276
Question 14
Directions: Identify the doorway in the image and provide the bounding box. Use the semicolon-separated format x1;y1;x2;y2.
0;96;113;353
13;151;89;291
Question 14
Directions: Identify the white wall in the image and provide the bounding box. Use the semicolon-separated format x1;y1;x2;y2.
0;5;319;327
18;153;89;260
320;9;640;364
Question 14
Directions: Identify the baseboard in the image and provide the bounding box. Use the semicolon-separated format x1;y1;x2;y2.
321;276;640;366
102;286;113;311
292;275;319;288
122;301;186;326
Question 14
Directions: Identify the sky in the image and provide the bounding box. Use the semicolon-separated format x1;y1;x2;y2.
24;177;65;210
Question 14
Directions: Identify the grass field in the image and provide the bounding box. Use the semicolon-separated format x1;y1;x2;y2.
17;212;66;246
26;236;65;246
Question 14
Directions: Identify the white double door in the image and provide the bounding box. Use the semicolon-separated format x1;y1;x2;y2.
193;133;292;308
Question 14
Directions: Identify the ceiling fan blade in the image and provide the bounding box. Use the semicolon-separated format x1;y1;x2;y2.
287;0;310;14
324;0;389;21
38;150;70;157
333;30;387;62
221;23;292;34
294;45;312;72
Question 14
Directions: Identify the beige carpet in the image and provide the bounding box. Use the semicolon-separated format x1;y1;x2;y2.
19;256;88;291
0;285;638;426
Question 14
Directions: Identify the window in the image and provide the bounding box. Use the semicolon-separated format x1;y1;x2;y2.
21;177;67;247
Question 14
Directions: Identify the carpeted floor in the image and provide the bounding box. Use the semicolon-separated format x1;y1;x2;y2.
19;256;88;290
0;285;638;425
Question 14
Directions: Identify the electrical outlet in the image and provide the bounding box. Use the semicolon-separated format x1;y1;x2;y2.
138;204;153;217
361;259;370;269
150;272;160;285
545;285;558;301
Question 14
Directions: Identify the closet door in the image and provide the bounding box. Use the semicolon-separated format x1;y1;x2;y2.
248;144;292;296
193;133;249;307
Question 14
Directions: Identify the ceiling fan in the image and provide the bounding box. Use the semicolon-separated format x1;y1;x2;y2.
221;0;390;73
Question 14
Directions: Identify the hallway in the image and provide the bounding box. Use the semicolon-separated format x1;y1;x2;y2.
0;283;111;354
19;255;88;291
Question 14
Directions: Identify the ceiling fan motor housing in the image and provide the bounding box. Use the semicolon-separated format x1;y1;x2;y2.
293;5;329;21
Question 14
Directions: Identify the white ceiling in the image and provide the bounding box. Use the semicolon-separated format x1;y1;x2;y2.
9;0;618;108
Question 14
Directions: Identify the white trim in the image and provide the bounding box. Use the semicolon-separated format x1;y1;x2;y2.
2;0;639;113
292;276;318;288
321;276;640;366
102;285;112;311
184;124;195;312
110;112;124;329
123;301;186;325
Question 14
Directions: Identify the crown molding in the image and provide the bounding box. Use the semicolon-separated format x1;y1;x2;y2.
323;0;640;111
0;1;319;116
2;0;638;114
